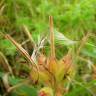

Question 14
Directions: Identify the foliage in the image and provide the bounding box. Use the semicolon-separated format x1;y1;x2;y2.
0;0;96;96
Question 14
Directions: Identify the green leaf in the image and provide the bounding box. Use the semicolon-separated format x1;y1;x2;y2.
14;85;37;96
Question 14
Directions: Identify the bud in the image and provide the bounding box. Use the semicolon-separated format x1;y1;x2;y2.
38;87;53;96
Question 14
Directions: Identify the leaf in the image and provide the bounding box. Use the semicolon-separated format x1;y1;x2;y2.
14;85;37;96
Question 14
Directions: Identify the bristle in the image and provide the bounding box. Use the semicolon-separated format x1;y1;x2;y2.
49;16;55;58
5;34;34;67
